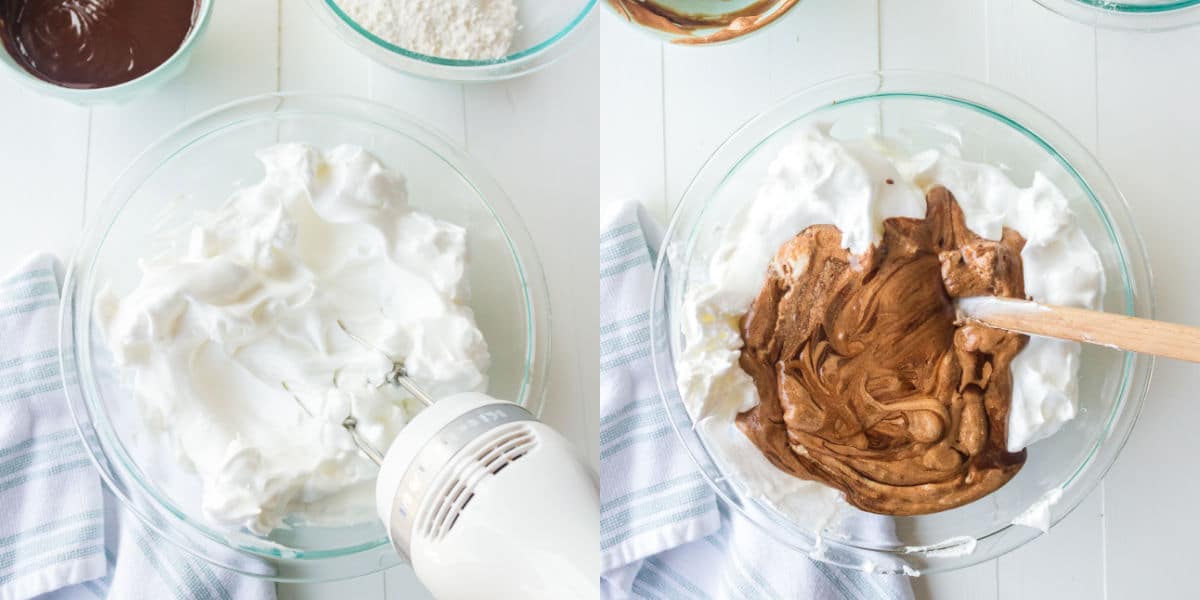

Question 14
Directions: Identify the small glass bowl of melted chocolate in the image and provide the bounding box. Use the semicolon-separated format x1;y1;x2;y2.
0;0;212;103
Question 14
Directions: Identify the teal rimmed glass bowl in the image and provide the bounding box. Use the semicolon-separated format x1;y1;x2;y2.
1034;0;1200;29
651;71;1154;574
0;0;213;105
306;0;596;82
59;93;551;582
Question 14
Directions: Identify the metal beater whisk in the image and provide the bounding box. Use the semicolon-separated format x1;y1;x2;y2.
282;320;439;466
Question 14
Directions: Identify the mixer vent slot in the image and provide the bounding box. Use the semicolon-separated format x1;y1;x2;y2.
477;428;537;475
424;425;538;541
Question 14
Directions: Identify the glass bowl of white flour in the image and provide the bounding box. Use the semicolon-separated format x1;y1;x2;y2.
59;93;552;581
307;0;596;81
1033;0;1200;29
649;71;1155;575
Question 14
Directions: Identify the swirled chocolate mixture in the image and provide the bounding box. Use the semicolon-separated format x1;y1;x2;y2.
0;0;198;89
736;186;1029;516
607;0;798;45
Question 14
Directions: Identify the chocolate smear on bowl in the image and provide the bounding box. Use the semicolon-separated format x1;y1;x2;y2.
608;0;798;44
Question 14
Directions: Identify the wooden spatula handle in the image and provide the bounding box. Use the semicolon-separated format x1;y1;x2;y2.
957;297;1200;364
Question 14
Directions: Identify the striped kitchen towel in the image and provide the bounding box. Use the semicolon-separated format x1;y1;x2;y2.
599;201;719;572
599;202;914;600
0;254;275;600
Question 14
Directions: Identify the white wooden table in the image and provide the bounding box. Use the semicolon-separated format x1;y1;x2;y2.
601;1;1200;598
0;2;598;598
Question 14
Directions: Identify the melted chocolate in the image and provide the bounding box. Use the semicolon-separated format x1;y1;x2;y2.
737;186;1029;516
1;0;198;89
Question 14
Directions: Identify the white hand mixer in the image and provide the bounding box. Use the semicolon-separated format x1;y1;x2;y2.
324;322;598;600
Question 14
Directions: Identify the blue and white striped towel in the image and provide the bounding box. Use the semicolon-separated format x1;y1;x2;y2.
599;202;914;600
0;255;275;600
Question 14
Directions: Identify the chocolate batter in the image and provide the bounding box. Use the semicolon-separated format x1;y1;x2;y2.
0;0;198;89
737;186;1029;516
607;0;799;45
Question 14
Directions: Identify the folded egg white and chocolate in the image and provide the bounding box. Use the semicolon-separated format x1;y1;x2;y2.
736;186;1028;516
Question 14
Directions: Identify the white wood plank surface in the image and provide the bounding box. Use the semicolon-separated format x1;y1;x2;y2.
1095;23;1200;600
599;14;666;219
879;0;986;76
0;88;88;262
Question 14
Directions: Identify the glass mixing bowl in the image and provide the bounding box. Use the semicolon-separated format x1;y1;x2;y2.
305;0;596;81
58;93;551;582
1033;0;1200;29
0;0;213;105
651;71;1154;575
603;0;799;45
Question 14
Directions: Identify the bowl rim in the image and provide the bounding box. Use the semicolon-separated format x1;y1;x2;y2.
0;0;214;98
649;69;1156;574
58;92;553;581
309;0;597;79
1033;0;1200;30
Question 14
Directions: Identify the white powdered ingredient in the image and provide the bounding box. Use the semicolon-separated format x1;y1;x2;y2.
338;0;519;60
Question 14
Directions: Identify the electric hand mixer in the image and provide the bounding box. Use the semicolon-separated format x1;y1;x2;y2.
326;322;598;600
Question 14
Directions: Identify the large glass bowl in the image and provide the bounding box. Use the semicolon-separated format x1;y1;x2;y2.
305;0;596;81
58;94;552;582
1033;0;1200;29
0;0;213;105
603;0;799;45
650;71;1154;575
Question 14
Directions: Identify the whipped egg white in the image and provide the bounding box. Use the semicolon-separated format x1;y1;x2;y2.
96;144;490;535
